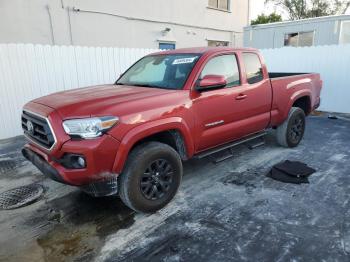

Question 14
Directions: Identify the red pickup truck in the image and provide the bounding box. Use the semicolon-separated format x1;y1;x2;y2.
21;47;322;212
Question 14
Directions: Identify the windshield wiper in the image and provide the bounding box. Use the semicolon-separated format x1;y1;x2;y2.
131;84;165;89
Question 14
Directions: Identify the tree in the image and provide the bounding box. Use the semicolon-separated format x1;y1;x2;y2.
266;0;350;20
251;13;283;25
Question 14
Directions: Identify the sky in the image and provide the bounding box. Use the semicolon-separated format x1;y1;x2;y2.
250;0;350;20
250;0;276;20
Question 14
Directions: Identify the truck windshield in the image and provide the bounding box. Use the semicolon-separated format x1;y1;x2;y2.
116;54;201;90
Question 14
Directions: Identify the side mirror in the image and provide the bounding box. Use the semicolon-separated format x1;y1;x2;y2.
196;75;227;91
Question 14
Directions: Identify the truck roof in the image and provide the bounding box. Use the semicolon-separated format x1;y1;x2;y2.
151;47;258;56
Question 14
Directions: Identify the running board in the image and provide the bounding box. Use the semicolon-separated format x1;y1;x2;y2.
247;136;265;149
194;131;267;160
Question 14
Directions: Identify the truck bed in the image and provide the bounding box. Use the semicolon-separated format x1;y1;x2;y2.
269;72;310;78
268;72;322;127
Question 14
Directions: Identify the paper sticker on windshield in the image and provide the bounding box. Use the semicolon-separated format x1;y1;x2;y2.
172;57;198;65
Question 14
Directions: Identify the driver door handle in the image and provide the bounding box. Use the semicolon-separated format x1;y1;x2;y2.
235;94;247;100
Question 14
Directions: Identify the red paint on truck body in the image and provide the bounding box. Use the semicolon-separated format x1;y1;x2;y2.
22;47;322;186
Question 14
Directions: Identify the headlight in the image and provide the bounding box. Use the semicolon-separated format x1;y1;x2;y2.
62;116;119;139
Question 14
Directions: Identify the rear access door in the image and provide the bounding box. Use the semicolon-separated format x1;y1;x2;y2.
192;51;272;152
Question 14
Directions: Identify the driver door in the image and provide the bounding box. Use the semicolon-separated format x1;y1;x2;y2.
192;53;243;151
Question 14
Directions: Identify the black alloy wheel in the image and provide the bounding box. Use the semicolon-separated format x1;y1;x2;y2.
288;114;305;144
276;107;306;148
140;159;174;200
118;142;183;213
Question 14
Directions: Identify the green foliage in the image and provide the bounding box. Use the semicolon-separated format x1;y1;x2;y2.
251;13;283;25
266;0;350;20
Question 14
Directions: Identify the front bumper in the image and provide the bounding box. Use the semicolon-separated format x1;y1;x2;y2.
22;147;67;184
22;146;119;197
22;134;121;196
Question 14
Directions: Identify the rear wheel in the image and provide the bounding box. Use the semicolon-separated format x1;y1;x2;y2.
276;107;306;148
118;142;183;213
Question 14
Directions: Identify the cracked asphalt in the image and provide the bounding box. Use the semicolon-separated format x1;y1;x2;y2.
0;115;349;262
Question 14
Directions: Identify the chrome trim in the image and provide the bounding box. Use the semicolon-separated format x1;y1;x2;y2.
23;109;57;151
205;120;224;127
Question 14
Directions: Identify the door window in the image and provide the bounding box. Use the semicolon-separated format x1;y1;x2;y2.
242;53;264;84
201;54;240;87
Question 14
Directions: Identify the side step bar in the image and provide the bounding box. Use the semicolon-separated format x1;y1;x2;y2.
194;131;267;160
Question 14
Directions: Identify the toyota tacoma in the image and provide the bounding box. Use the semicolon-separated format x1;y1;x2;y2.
21;47;322;212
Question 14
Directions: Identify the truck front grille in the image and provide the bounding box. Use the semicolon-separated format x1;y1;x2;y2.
21;111;56;150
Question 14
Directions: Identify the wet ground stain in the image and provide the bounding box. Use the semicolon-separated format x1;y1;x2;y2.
28;191;135;261
0;142;135;261
221;170;261;194
37;224;97;261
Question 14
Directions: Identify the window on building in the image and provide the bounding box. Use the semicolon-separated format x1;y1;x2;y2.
207;40;230;47
299;31;314;46
284;31;314;47
340;21;350;44
208;0;230;11
284;33;299;47
159;43;176;50
201;54;240;87
242;53;264;84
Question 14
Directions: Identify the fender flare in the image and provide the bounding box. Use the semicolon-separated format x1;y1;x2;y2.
283;90;312;121
112;117;194;173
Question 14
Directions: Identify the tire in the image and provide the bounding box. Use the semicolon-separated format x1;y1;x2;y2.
118;142;183;213
276;107;306;148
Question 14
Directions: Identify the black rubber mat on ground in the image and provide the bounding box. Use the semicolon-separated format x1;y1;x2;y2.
267;160;316;184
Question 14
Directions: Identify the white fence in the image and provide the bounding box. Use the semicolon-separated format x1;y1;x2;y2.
0;44;349;140
0;44;159;140
261;44;350;115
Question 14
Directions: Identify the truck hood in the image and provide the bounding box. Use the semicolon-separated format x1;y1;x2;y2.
32;84;175;119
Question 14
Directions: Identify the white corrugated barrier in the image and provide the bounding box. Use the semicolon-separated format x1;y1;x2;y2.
0;44;159;140
0;43;349;140
261;44;350;115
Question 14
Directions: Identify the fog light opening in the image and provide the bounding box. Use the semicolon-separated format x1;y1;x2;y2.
77;157;85;168
59;154;86;169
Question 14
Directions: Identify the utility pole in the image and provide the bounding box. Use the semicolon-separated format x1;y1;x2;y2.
247;0;251;25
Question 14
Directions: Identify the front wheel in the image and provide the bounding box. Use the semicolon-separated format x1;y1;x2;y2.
118;142;183;213
276;107;306;148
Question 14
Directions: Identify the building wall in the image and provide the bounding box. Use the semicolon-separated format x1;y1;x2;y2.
0;0;248;48
244;15;350;49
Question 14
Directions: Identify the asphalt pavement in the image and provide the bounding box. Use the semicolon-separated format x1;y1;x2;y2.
0;115;349;262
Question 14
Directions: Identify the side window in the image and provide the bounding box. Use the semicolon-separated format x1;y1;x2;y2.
201;54;240;87
242;53;264;84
